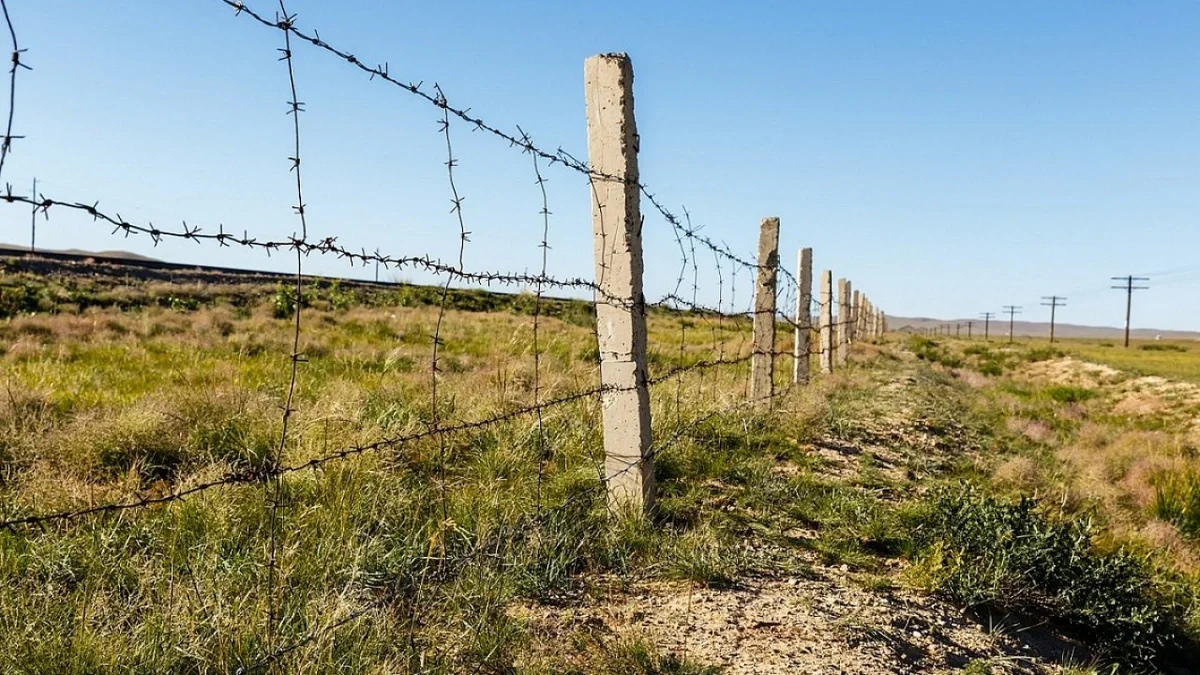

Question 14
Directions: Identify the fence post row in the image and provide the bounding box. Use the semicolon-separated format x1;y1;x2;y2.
793;247;813;384
584;53;654;514
750;217;781;406
819;270;834;374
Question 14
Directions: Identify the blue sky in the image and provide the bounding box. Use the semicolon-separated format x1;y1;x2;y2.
3;1;1198;329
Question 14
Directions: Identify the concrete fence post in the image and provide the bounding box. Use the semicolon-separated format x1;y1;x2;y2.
850;289;860;344
836;278;850;365
584;53;653;514
793;247;813;384
819;271;834;374
750;217;780;406
857;293;868;339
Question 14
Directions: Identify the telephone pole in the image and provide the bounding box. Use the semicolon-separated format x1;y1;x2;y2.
1002;305;1022;344
1040;296;1067;344
1111;276;1149;348
980;312;995;341
967;320;974;339
955;323;961;338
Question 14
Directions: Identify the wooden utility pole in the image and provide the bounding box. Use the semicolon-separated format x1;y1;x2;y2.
980;312;995;341
1003;305;1022;344
1111;276;1149;348
966;320;974;339
1041;296;1067;344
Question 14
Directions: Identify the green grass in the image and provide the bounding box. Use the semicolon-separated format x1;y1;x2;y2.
910;484;1190;670
5;270;1200;672
1153;468;1200;538
1058;338;1200;384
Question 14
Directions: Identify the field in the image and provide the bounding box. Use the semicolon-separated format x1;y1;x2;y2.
3;262;1200;673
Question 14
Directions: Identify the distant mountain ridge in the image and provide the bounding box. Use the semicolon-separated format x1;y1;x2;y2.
888;316;1200;341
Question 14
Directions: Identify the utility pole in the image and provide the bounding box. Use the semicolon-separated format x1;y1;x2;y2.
980;312;995;341
1002;305;1022;344
29;177;36;252
1111;276;1150;348
955;323;961;338
967;320;974;339
1040;296;1067;344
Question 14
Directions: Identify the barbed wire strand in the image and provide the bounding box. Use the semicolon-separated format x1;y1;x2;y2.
0;0;26;182
522;126;553;515
265;1;308;660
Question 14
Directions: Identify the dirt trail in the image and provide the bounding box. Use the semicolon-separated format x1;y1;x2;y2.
520;365;1078;674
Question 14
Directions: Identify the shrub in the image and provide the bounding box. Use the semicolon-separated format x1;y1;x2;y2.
1043;385;1096;404
978;361;1003;377
1024;346;1064;363
1153;468;1200;538
911;485;1186;669
1140;343;1187;353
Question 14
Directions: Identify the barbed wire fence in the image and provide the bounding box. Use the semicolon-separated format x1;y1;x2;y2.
0;0;887;669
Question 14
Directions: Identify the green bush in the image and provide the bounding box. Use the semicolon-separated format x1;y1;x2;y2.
1153;468;1200;538
1139;343;1187;353
1043;385;1096;404
1024;346;1064;363
0;282;45;318
911;485;1186;669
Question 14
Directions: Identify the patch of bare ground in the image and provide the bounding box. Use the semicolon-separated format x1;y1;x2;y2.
1022;356;1200;441
517;573;1083;674
1021;358;1122;388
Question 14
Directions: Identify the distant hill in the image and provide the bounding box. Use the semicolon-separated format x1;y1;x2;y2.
0;244;160;263
888;315;1200;341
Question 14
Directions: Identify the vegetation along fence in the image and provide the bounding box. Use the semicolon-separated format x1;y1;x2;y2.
0;1;887;669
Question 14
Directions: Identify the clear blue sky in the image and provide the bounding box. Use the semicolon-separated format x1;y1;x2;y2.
4;1;1198;330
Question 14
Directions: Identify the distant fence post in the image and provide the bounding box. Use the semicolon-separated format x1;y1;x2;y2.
750;217;780;406
584;53;653;514
793;247;812;384
819;270;834;374
836;278;850;365
850;288;860;344
856;292;867;340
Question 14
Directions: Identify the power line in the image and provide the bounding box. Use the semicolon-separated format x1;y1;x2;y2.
979;312;995;341
1111;275;1150;348
1002;305;1022;344
1040;295;1066;344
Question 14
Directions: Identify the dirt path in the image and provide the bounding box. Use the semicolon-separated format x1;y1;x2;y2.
519;364;1081;674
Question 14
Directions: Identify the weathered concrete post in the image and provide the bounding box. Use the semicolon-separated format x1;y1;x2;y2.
857;293;868;339
793;248;813;384
850;289;860;344
750;217;780;406
862;297;872;339
585;53;653;514
836;278;850;365
819;271;834;374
